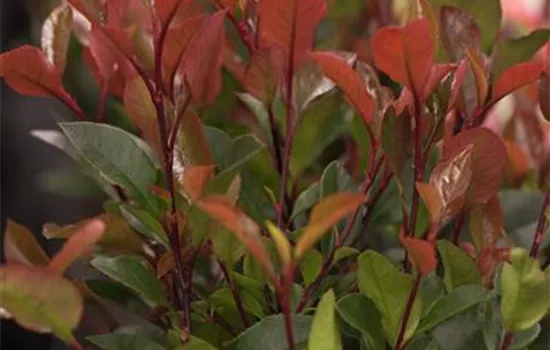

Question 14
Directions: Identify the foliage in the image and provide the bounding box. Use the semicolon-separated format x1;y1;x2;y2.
1;1;550;350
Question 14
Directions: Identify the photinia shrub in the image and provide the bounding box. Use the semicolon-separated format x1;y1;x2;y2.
1;0;550;349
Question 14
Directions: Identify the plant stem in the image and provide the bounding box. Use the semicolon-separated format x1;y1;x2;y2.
407;96;424;238
218;259;250;328
499;330;514;350
451;213;465;245
530;192;550;258
394;274;421;350
279;266;296;350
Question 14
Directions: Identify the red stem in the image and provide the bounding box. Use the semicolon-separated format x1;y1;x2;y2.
451;213;466;245
279;265;296;350
407;96;424;238
530;192;550;258
394;274;421;350
499;330;514;350
218;260;250;328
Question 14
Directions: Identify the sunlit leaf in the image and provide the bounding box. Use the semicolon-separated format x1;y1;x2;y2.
294;192;364;260
308;289;342;350
437;240;480;290
265;221;292;267
3;219;49;267
41;3;73;73
416;182;443;223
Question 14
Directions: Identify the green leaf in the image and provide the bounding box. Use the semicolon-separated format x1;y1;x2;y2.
203;126;234;170
437;240;480;291
209;288;265;319
85;279;148;315
492;29;550;80
336;293;385;350
431;312;484;350
0;264;83;344
91;255;168;307
178;335;220;349
212;227;246;266
308;289;342;350
299;249;323;286
229;314;313;350
332;246;359;267
87;332;166;350
417;284;488;333
59;122;159;210
420;273;446;318
500;248;550;331
357;250;423;346
320;161;356;198
291;182;320;220
237;93;272;145
119;205;169;249
430;0;502;51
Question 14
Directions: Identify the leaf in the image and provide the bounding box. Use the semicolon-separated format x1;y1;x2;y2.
446;58;469;113
311;52;375;124
490;61;543;104
430;0;501;51
258;0;326;70
469;196;503;249
60;122;159;210
504;141;531;186
291;182;320;220
540;73;550;122
464;44;488;108
437;240;480;290
229;314;313;350
41;3;73;73
87;331;166;350
372;18;435;97
0;45;79;108
48;219;105;274
381;106;412;180
442;127;507;205
3;219;49;266
178;10;226;105
416;182;443;223
242;46;286;103
294;193;364;260
299;249;322;285
500;248;550;331
196;196;275;281
424;63;456;99
91;255;168;307
0;264;83;344
401;237;437;275
179;335;220;350
176;111;215;168
357;250;422;346
308;290;342;350
265;221;292;267
417;284;488;333
181;164;215;201
336;293;385;349
491;29;550;80
439;6;481;61
332;246;359;267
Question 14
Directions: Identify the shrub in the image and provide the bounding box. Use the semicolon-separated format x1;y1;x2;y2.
1;0;550;349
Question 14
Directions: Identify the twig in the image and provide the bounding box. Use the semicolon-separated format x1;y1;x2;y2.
530;192;550;258
218;259;250;328
499;330;514;350
394;274;421;350
451;213;466;245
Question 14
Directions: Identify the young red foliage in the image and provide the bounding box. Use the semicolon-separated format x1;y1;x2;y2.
447;58;469;113
311;52;375;124
401;236;437;275
490;61;544;104
242;46;286;102
258;0;326;70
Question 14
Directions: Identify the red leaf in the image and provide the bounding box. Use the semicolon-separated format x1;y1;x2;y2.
464;44;489;108
490;61;543;104
447;58;469;113
178;10;226;105
312;52;375;124
181;165;216;201
243;46;285;102
258;0;326;70
155;0;181;28
372;18;435;97
439;6;480;61
469;196;503;250
503;140;531;186
48;219;105;274
401;236;437;275
442;127;507;204
0;45;77;106
540;73;550;122
424;63;456;100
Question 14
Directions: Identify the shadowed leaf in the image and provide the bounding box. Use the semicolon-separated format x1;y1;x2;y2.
3;220;49;267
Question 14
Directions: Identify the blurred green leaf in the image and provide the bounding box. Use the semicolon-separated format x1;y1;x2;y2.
308;289;342;350
299;249;323;286
119;204;169;249
336;293;384;349
437;240;480;291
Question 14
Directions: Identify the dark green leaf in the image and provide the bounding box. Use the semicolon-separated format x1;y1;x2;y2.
336;293;384;350
87;332;166;350
119;205;169;249
291;182;320;220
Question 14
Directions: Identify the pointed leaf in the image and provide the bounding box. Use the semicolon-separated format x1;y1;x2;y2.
401;237;437;275
446;58;469;113
91;255;168;307
48;219;105;274
243;46;285;103
299;249;322;285
437;240;480;290
469;196;503;249
295;192;364;259
0;264;83;344
336;293;385;349
3;219;49;267
416;182;443;223
464;44;488;108
258;0;326;70
490;61;543;104
308;289;342;350
118;205;170;249
311;52;375;124
265;221;292;267
181;164;215;201
41;3;73;73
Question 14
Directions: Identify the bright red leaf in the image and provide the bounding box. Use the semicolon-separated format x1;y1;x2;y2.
242;46;285;102
401;236;437;275
424;63;456;99
447;58;469;113
258;0;326;70
178;10;226;105
490;61;543;104
312;52;375;124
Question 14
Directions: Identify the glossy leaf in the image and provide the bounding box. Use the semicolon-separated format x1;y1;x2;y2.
437;240;480;290
442;127;507;205
372;18;435;97
492;29;550;80
91;255;168;307
332;246;359;267
178;10;226;105
417;284;488;333
336;293;385;349
48;219;105;274
416;182;443;223
294;192;364;260
176;111;215;167
490;61;543;104
401;237;437;275
41;3;73;73
3;219;49;267
0;264;83;344
500;248;550;331
229;314;313;350
265;221;292;267
258;0;326;70
196;196;275;281
357;250;422;346
308;289;342;350
311;52;375;124
446;58;469;113
0;46;79;108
